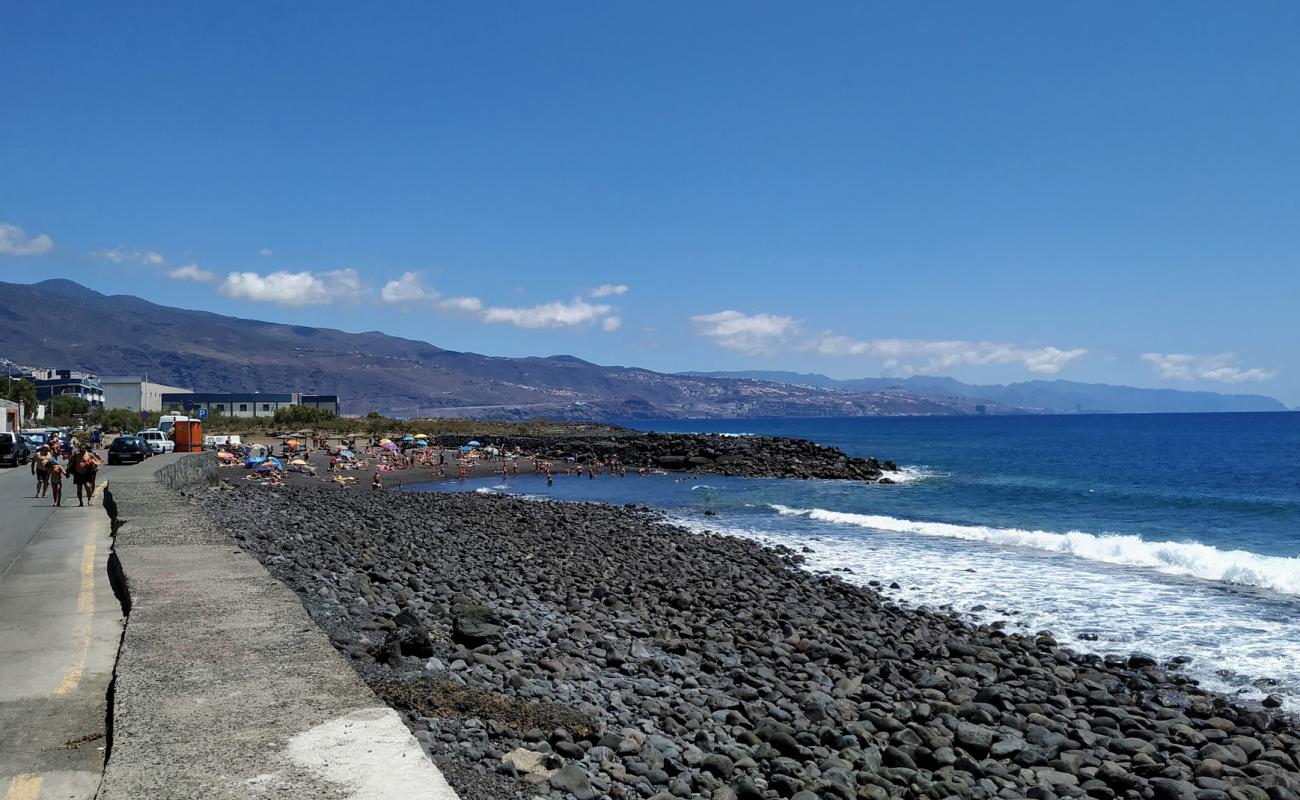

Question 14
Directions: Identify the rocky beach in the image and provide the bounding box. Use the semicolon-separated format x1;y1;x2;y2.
196;480;1300;800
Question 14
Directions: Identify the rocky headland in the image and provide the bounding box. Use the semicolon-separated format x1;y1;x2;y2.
200;484;1300;800
430;431;900;483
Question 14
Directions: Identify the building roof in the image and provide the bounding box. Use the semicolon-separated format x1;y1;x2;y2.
163;392;296;403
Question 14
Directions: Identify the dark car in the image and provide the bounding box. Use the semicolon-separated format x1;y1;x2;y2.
0;432;31;467
107;435;152;465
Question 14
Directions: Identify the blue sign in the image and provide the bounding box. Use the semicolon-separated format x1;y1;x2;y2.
140;410;149;421
182;400;195;411
197;408;208;420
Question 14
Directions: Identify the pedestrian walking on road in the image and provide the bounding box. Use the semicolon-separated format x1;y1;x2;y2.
48;459;65;507
31;446;52;498
74;450;101;506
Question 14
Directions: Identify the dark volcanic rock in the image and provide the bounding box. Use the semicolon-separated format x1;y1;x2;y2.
200;484;1300;800
430;431;899;482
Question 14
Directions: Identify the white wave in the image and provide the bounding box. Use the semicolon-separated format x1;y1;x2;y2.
879;465;936;484
712;432;755;437
769;505;1300;596
691;484;719;491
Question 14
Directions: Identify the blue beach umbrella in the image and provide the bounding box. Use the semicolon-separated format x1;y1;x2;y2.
244;457;267;469
467;440;481;447
460;446;471;453
402;435;415;441
414;439;429;446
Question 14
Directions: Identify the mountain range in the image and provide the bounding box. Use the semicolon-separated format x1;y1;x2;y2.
0;279;1286;418
683;371;1288;414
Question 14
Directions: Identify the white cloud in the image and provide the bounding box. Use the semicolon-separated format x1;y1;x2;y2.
259;248;273;257
589;283;629;298
167;263;216;283
92;247;164;265
1141;352;1276;384
219;269;365;306
812;336;1086;375
0;223;54;256
439;296;484;314
482;298;614;329
376;277;623;332
690;310;802;356
691;309;1086;374
380;271;439;304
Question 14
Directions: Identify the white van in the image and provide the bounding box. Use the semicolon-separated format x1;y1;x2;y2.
158;414;193;435
139;429;175;455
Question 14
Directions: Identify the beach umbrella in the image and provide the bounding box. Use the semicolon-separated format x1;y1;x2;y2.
379;438;393;445
467;440;481;447
402;435;415;441
290;459;309;466
460;445;471;453
382;442;398;451
414;433;428;439
244;457;267;468
414;439;429;446
286;439;300;446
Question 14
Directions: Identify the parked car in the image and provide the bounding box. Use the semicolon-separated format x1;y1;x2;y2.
0;432;32;467
138;429;175;455
107;435;152;465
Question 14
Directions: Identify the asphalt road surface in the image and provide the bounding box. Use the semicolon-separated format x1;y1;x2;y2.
0;457;123;799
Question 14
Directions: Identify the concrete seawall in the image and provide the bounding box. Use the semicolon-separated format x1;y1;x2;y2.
98;453;459;799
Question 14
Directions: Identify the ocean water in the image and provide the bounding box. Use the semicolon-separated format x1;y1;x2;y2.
405;412;1300;711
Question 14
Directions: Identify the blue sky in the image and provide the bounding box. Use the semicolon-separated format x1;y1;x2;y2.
3;3;1297;404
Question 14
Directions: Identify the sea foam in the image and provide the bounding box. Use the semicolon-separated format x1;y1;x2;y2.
770;505;1300;596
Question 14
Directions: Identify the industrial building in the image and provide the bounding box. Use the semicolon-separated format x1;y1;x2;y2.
159;392;339;418
101;376;193;413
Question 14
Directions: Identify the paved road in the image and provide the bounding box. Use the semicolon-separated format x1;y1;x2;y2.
0;458;124;800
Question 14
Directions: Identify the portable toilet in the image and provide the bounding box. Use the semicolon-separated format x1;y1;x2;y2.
173;419;203;453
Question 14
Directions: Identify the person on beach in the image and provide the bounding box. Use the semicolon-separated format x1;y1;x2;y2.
48;458;65;507
371;471;383;492
31;446;52;498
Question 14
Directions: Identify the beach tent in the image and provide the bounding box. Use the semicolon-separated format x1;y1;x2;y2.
255;458;284;472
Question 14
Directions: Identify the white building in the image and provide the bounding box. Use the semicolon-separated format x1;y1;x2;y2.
0;399;19;433
101;377;194;413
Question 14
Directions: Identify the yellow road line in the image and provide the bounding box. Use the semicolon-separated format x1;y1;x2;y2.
54;540;96;697
3;773;43;800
